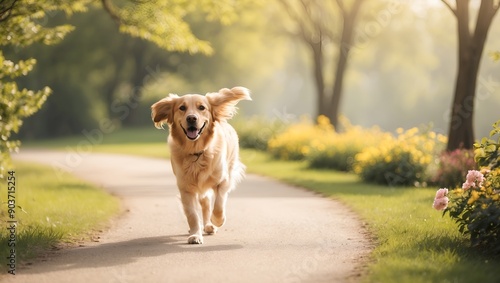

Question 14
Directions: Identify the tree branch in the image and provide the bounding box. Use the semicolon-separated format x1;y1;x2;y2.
0;0;18;22
101;0;122;25
277;0;312;44
441;0;457;17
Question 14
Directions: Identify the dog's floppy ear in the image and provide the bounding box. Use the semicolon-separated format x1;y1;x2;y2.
206;87;251;122
151;94;179;129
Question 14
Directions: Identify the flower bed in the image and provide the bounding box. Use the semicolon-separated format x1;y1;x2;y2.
433;120;500;255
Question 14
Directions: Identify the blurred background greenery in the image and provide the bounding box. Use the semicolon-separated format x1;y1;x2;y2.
2;0;499;139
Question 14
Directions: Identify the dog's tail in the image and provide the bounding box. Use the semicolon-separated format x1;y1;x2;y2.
230;160;246;191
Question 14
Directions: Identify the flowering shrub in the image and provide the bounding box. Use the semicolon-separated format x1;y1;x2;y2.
433;120;500;254
268;115;335;160
268;115;390;171
432;149;476;188
354;127;447;186
307;119;388;171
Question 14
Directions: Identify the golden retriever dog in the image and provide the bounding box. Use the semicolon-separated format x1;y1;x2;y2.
151;87;251;244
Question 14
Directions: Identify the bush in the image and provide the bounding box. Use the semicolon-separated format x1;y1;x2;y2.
354;127;447;186
307;121;389;171
432;149;476;188
268;115;334;160
233;117;287;151
434;120;500;255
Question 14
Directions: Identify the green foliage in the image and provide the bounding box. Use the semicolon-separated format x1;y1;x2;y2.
474;120;500;169
442;120;500;255
0;0;88;179
0;0;254;179
10;1;269;138
103;0;217;55
0;52;51;179
233;116;288;151
0;1;88;47
102;0;259;54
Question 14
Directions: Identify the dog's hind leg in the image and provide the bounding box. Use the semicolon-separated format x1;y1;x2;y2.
200;192;217;235
180;191;203;244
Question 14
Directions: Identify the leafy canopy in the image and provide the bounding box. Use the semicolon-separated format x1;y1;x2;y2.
0;0;245;179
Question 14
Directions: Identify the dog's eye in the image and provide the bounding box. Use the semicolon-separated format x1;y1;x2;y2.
179;105;186;111
198;105;206;111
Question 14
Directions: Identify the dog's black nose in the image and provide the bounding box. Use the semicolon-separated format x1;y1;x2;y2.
186;115;198;124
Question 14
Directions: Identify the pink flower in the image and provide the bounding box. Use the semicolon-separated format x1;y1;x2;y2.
462;181;472;190
466;170;484;184
433;196;449;211
435;188;448;199
462;170;484;190
433;188;449;211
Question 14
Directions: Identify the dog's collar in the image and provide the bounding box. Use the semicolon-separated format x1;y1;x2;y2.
191;150;204;161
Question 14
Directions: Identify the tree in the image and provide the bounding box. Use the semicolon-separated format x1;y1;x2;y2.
0;53;51;179
441;0;500;151
278;0;364;129
0;0;78;179
0;0;245;179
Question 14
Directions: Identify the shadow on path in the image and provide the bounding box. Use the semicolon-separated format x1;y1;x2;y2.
23;235;243;274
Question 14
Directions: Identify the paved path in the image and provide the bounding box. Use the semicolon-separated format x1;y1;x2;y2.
5;150;371;283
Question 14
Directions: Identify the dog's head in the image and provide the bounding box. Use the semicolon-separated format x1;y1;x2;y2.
151;87;251;142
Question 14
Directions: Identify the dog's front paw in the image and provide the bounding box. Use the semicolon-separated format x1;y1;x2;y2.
204;223;217;235
187;234;203;244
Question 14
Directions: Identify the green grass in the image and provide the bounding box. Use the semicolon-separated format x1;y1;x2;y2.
240;150;500;283
23;126;170;159
19;127;500;282
0;162;120;268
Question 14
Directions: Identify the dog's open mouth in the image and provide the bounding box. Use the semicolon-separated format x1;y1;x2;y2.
181;122;207;140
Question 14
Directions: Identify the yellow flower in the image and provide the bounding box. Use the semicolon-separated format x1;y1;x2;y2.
437;134;448;144
301;146;310;155
468;190;480;205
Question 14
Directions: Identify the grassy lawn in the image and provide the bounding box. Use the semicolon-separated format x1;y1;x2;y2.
23;126;170;159
241;150;500;283
0;162;120;269
20;126;500;282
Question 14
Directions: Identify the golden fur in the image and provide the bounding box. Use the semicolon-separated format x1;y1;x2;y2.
151;87;251;244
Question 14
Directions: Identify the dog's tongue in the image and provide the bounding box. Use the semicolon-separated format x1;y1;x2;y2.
187;128;198;139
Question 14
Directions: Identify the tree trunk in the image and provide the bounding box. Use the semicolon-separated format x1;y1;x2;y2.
310;41;328;118
329;40;349;129
446;55;477;150
123;42;148;126
328;0;363;130
446;0;499;151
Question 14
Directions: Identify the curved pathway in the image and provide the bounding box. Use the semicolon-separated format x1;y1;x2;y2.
5;150;371;283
